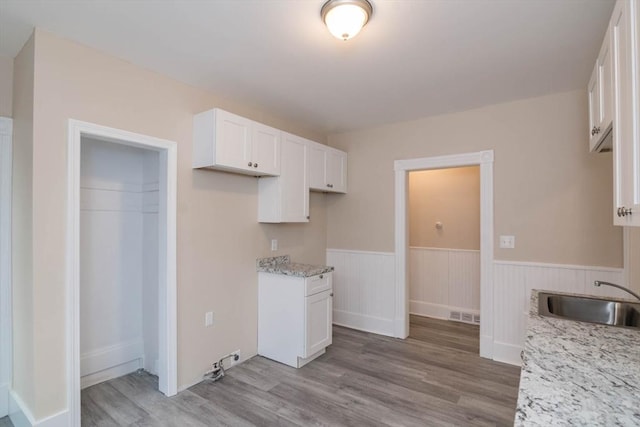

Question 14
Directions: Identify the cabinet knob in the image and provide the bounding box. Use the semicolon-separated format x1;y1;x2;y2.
618;207;633;217
306;216;310;220
248;162;253;167
327;183;333;188
330;292;334;297
595;126;601;135
254;163;258;168
591;127;596;136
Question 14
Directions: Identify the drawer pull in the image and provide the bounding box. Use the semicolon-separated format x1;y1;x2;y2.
330;293;334;297
319;274;323;279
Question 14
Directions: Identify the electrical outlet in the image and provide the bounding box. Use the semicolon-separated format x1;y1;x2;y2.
229;350;241;367
499;235;515;249
271;239;278;251
205;311;214;327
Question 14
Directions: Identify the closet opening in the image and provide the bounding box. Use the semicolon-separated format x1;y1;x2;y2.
67;120;177;426
79;137;161;388
407;166;480;353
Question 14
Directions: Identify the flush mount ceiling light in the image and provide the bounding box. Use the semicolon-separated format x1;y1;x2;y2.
321;0;373;41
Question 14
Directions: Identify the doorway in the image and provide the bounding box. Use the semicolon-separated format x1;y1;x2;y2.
394;150;494;359
67;120;177;426
0;117;12;418
407;166;481;350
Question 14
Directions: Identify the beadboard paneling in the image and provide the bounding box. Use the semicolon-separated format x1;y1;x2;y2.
492;260;625;365
327;249;396;337
409;247;480;320
329;248;625;366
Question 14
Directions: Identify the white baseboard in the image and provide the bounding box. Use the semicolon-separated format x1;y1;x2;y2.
9;390;68;427
492;341;522;367
80;339;143;389
409;301;479;324
0;382;7;418
333;310;395;337
81;358;142;389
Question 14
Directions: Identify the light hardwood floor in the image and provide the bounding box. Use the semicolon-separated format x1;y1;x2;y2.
6;316;522;426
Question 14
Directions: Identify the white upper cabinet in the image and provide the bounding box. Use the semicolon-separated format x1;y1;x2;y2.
307;141;347;193
258;132;309;223
611;0;640;226
193;108;280;176
588;26;614;152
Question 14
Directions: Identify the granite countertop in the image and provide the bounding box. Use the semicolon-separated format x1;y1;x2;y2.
256;255;334;278
515;290;640;426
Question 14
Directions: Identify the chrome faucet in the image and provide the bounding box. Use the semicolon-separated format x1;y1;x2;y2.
594;280;640;301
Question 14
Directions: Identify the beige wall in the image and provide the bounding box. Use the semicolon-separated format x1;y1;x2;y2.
11;35;35;416
409;166;480;250
17;29;328;419
0;55;13;117
629;228;640;293
328;90;622;267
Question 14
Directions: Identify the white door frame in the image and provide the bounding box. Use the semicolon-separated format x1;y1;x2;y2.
66;120;178;426
0;117;13;417
394;150;494;359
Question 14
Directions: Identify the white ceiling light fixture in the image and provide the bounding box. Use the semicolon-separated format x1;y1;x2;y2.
321;0;373;41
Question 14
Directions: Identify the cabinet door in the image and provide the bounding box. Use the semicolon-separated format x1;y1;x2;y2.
304;290;332;358
308;143;326;190
598;29;613;132
326;149;347;193
612;0;640;226
588;63;600;151
281;133;309;222
214;109;252;171
252;123;281;176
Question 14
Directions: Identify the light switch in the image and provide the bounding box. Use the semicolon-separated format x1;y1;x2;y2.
271;239;278;251
205;311;214;327
499;235;515;249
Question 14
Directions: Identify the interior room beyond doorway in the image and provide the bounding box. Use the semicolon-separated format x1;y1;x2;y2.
408;166;481;345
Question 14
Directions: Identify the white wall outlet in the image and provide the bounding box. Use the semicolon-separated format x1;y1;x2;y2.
499;235;515;249
271;239;278;251
205;311;214;327
229;349;241;367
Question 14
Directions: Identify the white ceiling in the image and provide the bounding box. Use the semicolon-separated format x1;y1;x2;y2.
0;0;615;134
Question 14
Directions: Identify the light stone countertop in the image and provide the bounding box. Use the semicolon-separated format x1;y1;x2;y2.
515;290;640;426
256;255;334;278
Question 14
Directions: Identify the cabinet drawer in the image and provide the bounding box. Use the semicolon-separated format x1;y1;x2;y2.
305;273;331;296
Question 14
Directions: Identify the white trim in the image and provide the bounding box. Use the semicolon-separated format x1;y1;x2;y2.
394;150;494;360
333;310;396;337
409;246;480;253
9;391;69;427
409;301;480;322
492;342;523;366
66;120;178;427
494;259;625;273
0;117;13;419
324;248;395;256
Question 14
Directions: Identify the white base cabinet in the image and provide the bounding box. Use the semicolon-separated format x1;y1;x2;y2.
258;272;333;368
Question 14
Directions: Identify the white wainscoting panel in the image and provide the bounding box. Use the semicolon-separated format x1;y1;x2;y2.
492;260;625;365
329;248;625;367
409;247;480;321
327;249;396;336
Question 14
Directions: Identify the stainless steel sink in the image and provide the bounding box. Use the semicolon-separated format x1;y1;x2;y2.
538;292;640;328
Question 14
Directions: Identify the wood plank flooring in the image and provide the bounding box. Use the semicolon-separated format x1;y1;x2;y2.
79;315;520;426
